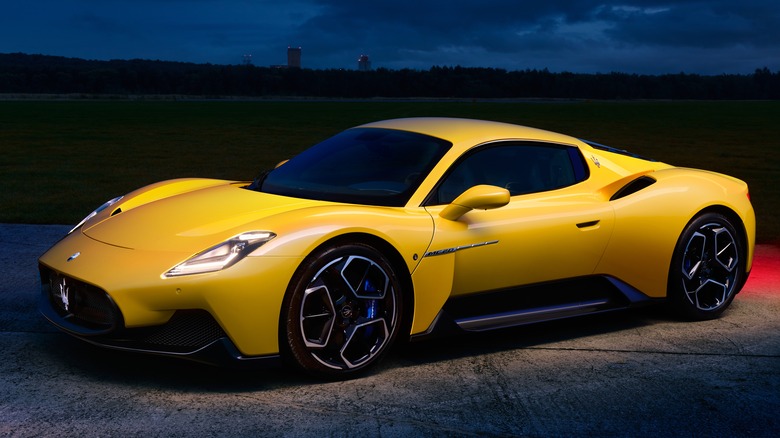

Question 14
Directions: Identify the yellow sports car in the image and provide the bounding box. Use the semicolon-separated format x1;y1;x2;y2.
39;118;755;378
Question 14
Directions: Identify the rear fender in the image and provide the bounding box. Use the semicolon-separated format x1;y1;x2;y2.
595;168;754;297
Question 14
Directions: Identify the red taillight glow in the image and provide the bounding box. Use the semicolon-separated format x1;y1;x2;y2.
742;244;780;297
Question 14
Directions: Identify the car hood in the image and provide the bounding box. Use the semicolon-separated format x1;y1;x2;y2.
82;183;322;252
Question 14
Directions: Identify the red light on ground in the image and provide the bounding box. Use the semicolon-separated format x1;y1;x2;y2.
742;244;780;297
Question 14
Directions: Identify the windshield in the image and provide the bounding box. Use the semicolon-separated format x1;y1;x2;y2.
257;128;452;206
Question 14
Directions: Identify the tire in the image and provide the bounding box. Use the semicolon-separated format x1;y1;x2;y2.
668;212;745;320
281;242;403;379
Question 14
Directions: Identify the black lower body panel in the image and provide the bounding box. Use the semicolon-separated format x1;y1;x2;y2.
412;275;660;341
40;264;279;369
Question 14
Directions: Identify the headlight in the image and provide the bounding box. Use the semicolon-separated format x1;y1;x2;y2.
164;231;276;277
69;196;124;234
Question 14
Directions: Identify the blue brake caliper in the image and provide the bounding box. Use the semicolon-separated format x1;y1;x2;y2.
363;279;378;337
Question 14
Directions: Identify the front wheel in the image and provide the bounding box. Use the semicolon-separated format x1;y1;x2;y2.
668;212;745;320
281;242;403;379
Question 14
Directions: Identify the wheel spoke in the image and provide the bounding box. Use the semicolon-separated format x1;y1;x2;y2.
316;259;353;299
300;285;336;348
690;278;728;310
682;232;706;280
299;253;399;371
680;222;739;312
340;317;389;369
341;256;389;299
714;227;738;272
686;260;701;279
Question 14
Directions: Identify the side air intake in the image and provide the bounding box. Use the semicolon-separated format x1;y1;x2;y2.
610;176;656;201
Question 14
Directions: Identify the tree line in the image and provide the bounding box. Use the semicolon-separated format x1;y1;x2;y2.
1;52;778;99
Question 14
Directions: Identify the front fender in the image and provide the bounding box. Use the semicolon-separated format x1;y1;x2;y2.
249;205;436;275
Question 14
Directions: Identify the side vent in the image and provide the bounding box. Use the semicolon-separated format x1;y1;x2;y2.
110;208;122;216
610;176;656;201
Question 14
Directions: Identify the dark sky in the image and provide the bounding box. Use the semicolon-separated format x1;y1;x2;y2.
2;0;778;74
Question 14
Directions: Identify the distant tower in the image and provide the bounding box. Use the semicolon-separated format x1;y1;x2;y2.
287;47;302;68
358;54;371;71
242;54;253;66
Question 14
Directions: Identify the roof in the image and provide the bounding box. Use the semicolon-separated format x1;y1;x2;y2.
357;117;581;151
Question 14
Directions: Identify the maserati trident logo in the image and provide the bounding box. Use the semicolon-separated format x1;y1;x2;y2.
57;278;70;312
67;252;81;262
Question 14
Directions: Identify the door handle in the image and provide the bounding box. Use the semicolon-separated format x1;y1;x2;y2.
576;220;600;229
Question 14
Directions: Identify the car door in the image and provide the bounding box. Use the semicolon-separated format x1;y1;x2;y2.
423;141;615;296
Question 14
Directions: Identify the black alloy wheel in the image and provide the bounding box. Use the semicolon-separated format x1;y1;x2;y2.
281;242;403;378
668;212;745;320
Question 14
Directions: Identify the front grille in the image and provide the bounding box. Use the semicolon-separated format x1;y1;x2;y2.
42;267;120;332
141;310;227;348
41;266;229;355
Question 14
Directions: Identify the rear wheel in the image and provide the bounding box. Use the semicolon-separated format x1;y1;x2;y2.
668;212;744;320
281;242;403;379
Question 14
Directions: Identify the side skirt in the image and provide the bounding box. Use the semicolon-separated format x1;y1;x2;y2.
411;275;660;341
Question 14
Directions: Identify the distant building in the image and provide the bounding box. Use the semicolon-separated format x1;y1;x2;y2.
288;47;302;69
358;54;371;71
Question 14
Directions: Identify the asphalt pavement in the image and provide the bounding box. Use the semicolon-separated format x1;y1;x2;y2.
1;223;778;437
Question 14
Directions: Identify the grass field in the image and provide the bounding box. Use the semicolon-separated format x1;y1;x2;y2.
1;99;778;243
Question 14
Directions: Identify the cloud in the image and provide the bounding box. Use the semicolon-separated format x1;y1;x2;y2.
287;0;779;72
599;1;780;49
0;0;777;73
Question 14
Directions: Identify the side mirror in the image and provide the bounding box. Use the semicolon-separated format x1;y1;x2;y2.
439;185;510;221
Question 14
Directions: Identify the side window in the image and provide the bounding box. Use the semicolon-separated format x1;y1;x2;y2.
428;142;587;205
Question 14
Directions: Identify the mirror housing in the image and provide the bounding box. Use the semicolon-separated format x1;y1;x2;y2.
439;185;510;221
